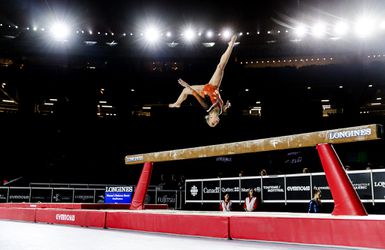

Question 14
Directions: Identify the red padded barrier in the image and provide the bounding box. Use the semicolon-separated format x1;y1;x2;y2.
106;211;229;238
35;209;106;228
0;207;36;222
230;215;385;249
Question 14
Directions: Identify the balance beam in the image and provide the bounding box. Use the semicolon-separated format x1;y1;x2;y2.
125;124;382;165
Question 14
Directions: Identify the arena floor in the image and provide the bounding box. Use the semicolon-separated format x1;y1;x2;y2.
0;220;377;250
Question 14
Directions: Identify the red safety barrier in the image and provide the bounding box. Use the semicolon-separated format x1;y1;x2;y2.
0;207;36;222
230;215;385;249
106;211;229;238
35;209;106;228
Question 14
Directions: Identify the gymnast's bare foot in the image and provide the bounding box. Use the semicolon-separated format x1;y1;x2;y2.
178;78;190;88
169;103;180;108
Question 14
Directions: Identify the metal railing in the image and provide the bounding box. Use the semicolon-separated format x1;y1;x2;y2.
0;185;184;209
185;169;385;204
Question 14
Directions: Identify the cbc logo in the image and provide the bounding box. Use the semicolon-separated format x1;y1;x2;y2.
190;185;198;197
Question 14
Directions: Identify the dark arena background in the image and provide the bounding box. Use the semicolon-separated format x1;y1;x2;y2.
1;1;385;249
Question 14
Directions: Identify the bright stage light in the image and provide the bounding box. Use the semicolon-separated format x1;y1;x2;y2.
183;27;196;42
354;17;375;38
144;25;161;44
294;24;307;38
333;21;349;36
311;22;326;38
222;29;232;40
166;31;172;37
206;30;214;38
50;22;71;41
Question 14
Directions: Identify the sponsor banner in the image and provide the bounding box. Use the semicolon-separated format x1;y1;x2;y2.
52;189;73;203
203;180;220;201
35;209;106;228
262;177;285;201
156;190;177;206
347;172;372;200
74;189;95;203
221;179;240;201
8;188;30;202
311;174;332;200
0;189;8;203
328;128;371;140
286;176;311;201
105;186;133;204
373;172;385;200
185;181;201;201
31;188;52;203
241;178;261;201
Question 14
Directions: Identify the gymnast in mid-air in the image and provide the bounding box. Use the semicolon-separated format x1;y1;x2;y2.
169;35;237;127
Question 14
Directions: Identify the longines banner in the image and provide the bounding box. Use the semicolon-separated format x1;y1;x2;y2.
373;171;385;200
185;169;385;203
74;189;95;203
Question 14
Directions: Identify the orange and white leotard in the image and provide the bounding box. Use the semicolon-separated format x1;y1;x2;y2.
200;83;223;114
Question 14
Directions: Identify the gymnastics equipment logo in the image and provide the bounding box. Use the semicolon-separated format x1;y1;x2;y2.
190;185;198;197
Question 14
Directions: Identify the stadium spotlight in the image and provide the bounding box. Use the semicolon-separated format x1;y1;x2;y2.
333;21;349;37
166;31;172;37
222;29;232;40
50;21;71;41
294;24;307;38
206;30;214;39
183;27;196;42
311;22;326;38
354;17;375;38
144;25;161;44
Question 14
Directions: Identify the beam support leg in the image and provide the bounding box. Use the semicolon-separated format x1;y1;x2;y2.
316;143;367;216
130;162;153;210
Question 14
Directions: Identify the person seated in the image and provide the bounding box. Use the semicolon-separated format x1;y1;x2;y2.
219;193;232;212
244;189;258;212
